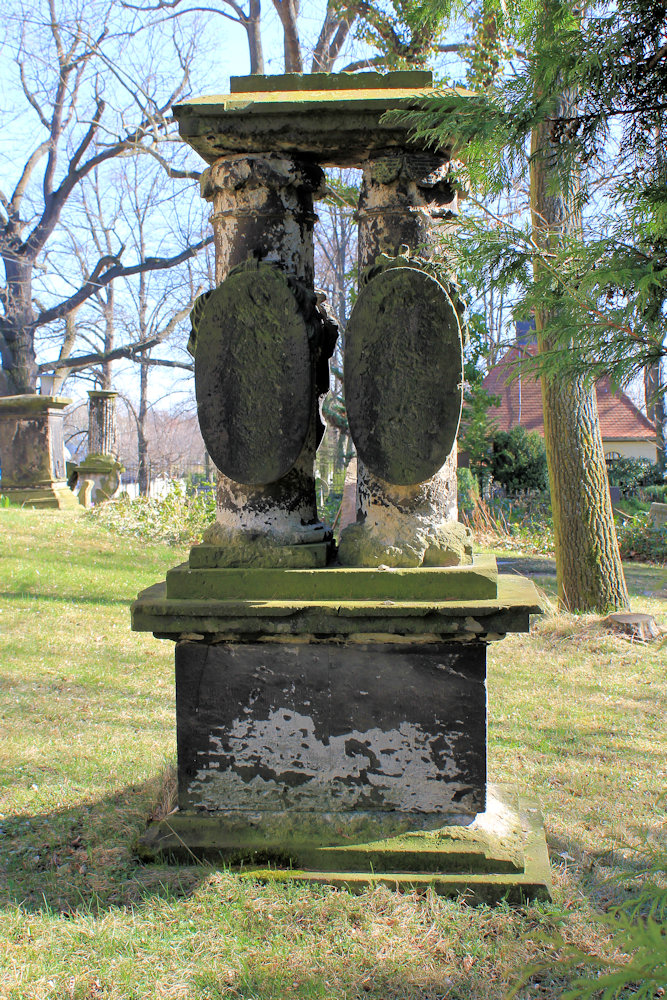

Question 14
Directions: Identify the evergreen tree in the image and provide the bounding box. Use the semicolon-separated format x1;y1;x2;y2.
393;0;639;610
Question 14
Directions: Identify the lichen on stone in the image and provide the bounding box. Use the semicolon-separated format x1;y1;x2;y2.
338;518;473;568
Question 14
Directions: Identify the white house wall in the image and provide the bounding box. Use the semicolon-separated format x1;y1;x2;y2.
603;439;657;461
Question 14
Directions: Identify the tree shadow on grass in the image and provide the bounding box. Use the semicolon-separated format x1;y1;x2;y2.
498;555;667;600
0;774;206;916
0;591;131;606
522;722;666;759
190;966;527;1000
546;829;664;913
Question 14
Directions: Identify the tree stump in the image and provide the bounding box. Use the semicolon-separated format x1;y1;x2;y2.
603;612;661;642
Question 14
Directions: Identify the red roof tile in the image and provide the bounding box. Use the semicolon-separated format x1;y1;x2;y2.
481;345;656;442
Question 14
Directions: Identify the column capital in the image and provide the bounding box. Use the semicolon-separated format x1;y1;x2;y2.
201;154;325;202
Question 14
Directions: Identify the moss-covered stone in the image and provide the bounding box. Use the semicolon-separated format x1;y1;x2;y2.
338;519;473;568
172;71;470;167
0;394;71;414
190;538;329;569
165;554;497;602
76;453;124;503
135;783;552;904
229;70;433;94
195;267;313;485
131;572;542;640
344;267;463;486
1;484;80;510
0;394;73;491
648;502;667;527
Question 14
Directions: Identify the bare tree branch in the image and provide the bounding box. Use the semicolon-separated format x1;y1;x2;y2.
18;62;50;130
69;100;106;173
142;356;193;369
9;143;52;218
39;337;164;372
139;144;202;181
34;236;212;328
39;300;194;373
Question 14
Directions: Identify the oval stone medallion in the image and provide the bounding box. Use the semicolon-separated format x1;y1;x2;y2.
345;267;463;485
195;268;312;485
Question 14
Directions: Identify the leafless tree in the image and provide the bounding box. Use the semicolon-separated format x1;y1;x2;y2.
123;0;455;79
0;0;210;395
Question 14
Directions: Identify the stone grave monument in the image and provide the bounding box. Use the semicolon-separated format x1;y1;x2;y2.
75;390;124;504
132;71;551;902
0;392;79;509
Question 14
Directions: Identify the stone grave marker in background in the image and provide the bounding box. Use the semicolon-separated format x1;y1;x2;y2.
75;390;124;504
132;72;551;902
0;393;79;509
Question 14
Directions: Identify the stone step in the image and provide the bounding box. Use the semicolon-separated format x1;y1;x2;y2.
165;554;498;602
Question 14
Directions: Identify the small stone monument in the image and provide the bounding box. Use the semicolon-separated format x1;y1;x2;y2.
648;501;667;528
132;72;551;902
0;393;79;508
75;391;124;503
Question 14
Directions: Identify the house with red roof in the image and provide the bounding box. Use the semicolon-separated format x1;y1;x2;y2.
479;344;657;462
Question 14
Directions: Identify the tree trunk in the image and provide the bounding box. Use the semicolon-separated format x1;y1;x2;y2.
138;355;150;496
2;259;38;394
272;0;303;72
245;0;264;74
531;94;629;612
645;359;665;474
52;310;78;394
655;371;665;475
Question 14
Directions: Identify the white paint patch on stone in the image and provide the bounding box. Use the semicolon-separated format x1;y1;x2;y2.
190;707;463;813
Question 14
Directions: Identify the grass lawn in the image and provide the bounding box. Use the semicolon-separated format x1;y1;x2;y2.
1;508;665;1000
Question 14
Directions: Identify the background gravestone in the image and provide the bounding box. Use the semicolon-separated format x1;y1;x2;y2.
0;394;79;509
75;390;124;504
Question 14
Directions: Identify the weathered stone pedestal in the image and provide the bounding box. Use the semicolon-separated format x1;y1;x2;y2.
76;390;123;504
137;783;549;904
0;394;79;509
132;559;551;901
75;453;123;504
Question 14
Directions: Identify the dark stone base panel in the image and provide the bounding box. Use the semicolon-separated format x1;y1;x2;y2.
175;640;487;818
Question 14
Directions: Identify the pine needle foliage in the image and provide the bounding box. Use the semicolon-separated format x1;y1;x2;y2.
389;0;667;391
509;852;667;999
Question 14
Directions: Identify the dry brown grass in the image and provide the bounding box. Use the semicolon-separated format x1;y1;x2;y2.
1;510;665;999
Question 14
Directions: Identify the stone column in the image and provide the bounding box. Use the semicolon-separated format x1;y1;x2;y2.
76;390;123;504
202;154;323;285
197;154;336;556
356;150;460;266
0;395;79;509
87;390;118;456
339;151;468;567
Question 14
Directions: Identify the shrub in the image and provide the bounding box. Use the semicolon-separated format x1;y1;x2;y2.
460;386;500;490
510;856;667;1000
461;494;555;555
642;483;667;502
616;512;667;563
488;426;549;494
316;467;347;528
606;456;663;491
457;466;480;515
88;481;216;545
